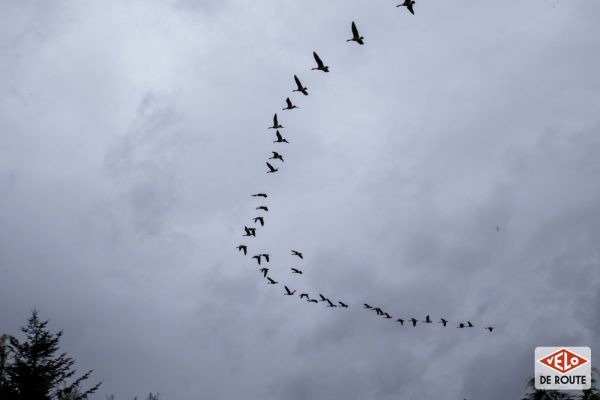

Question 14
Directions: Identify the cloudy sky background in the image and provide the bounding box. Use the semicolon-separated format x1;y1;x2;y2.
1;0;599;399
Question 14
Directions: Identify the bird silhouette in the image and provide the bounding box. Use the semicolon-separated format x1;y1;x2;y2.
290;268;303;274
269;114;284;129
256;206;269;212
338;301;348;308
251;193;267;198
237;245;247;255
291;250;303;259
260;253;270;262
252;254;262;265
299;293;309;300
293;75;308;96
243;226;256;237
396;0;415;14
458;323;466;328
485;326;494;332
312;52;329;72
269;151;284;162
259;268;269;278
467;321;474;328
267;277;278;285
319;294;328;302
373;307;384;316
364;303;373;309
410;318;418;327
273;130;289;144
326;299;337;308
423;315;432;324
347;21;365;45
266;162;279;174
282;97;299;110
308;299;318;303
253;216;264;226
439;318;448;327
284;286;296;296
383;312;392;319
397;318;405;325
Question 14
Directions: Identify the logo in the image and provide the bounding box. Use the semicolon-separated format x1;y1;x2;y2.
535;347;591;390
538;348;589;374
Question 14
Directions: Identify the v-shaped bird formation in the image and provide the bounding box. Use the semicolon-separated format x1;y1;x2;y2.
236;7;496;335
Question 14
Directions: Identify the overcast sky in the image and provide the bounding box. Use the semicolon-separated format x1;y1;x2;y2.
1;1;599;399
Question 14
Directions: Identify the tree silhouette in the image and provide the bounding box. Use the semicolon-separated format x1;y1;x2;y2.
581;368;600;400
521;377;575;400
5;309;101;400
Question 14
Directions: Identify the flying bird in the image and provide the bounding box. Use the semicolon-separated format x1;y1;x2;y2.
410;318;418;327
269;151;284;162
319;294;328;302
260;253;270;262
485;326;494;332
268;114;284;129
458;323;466;329
467;321;474;328
439;319;448;327
311;52;329;72
243;226;256;237
423;315;432;324
397;319;405;325
253;216;264;226
308;299;318;303
273;130;289;144
266;162;279;174
291;250;303;259
383;312;392;319
293;75;308;96
252;254;262;265
267;277;278;285
237;245;247;255
326;299;337;308
282;97;298;110
284;286;296;296
363;304;373;309
347;21;365;45
251;193;267;198
299;293;309;300
256;206;269;212
396;0;415;14
338;301;348;308
259;268;269;278
373;307;384;316
290;268;303;274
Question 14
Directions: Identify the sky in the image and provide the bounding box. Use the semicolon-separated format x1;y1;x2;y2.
0;0;599;399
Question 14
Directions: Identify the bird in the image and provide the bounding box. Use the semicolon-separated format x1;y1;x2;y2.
284;286;296;296
253;216;264;226
291;250;303;259
268;114;284;129
290;268;303;274
259;268;269;278
396;0;415;15
267;277;278;285
319;294;328;302
457;323;466;329
311;52;329;72
256;206;269;212
266;162;279;174
293;75;308;96
243;226;256;237
397;318;405;325
485;326;494;332
338;301;348;308
439;319;448;327
467;321;474;328
273;130;289;144
252;254;262;265
423;315;432;324
363;304;372;309
410;318;418;327
282;97;298;110
237;245;247;255
260;253;270;262
373;307;384;316
347;21;365;45
308;299;318;303
383;312;392;319
299;293;309;300
251;193;267;198
269;151;284;162
326;299;337;308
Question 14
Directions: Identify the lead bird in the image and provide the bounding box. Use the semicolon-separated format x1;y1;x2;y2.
273;130;289;144
268;114;284;129
282;97;298;110
312;52;329;72
293;75;308;96
266;162;279;174
269;152;284;162
396;0;415;15
347;21;365;45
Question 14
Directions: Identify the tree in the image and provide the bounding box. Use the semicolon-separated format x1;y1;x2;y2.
581;368;600;400
1;334;15;398
5;309;101;400
522;377;575;400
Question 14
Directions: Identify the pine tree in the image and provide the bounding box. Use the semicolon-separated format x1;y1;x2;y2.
5;309;101;400
580;368;600;400
522;377;575;400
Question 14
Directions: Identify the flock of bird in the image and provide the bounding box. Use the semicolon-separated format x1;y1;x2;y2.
236;4;496;335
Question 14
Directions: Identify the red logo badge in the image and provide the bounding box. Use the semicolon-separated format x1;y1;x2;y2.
538;348;589;374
